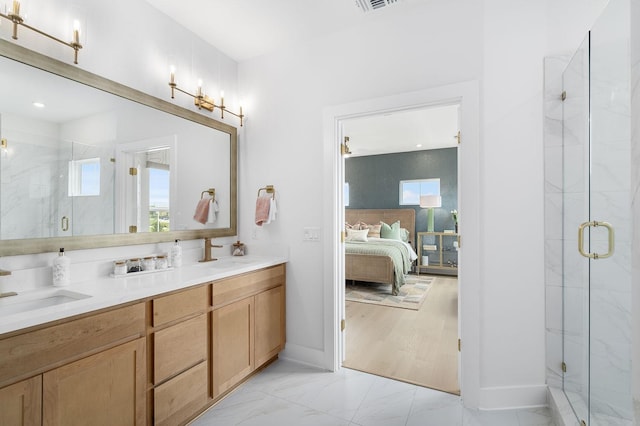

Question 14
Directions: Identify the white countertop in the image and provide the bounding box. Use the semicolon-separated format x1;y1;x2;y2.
0;255;287;336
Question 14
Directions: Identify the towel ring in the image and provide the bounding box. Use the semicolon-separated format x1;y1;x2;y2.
257;185;276;199
201;188;216;199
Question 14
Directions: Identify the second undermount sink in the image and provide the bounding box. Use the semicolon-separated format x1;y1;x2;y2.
0;289;92;317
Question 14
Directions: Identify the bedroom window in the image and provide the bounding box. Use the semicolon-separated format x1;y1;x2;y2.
344;182;350;207
399;178;440;205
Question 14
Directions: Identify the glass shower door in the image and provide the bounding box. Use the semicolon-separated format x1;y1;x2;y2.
561;0;632;424
561;32;590;426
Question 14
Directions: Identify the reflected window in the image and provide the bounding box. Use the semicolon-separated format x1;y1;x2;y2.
68;158;100;196
147;155;170;232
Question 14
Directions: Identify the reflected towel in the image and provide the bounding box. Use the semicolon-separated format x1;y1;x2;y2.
194;197;210;224
208;200;219;223
255;196;271;226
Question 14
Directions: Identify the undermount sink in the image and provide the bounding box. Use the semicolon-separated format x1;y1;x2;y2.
0;289;92;317
197;258;254;267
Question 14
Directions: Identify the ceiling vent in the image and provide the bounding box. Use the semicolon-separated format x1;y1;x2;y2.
355;0;402;13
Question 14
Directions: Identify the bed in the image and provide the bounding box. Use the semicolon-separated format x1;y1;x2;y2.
345;209;417;295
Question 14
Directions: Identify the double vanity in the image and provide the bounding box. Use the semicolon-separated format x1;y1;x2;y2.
0;256;287;425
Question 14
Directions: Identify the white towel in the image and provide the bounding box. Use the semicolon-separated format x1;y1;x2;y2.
208;199;219;224
265;198;277;224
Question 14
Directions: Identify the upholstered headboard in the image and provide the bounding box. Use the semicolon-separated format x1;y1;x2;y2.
345;209;416;248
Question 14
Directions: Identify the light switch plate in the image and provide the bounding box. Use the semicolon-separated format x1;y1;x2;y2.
303;227;320;242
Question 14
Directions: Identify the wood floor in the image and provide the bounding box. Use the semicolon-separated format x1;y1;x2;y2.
342;274;460;395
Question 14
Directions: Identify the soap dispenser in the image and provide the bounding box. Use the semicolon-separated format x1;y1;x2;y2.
170;239;182;267
53;248;71;287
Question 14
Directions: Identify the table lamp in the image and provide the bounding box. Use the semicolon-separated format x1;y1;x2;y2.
420;195;442;232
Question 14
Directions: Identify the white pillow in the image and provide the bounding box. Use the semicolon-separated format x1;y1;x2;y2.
346;228;369;242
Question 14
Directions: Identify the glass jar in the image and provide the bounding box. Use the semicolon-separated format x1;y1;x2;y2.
128;258;142;273
113;260;127;276
142;256;156;271
156;255;168;269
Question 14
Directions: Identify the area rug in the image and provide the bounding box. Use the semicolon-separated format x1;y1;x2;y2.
345;275;433;310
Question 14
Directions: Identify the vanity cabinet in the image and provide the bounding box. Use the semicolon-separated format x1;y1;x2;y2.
0;376;42;426
0;262;286;426
0;303;146;426
211;264;286;399
149;286;208;426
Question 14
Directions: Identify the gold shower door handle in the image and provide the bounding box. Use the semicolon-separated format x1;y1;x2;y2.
578;221;614;259
61;216;69;232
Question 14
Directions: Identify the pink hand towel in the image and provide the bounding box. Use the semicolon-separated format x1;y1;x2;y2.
255;196;271;226
194;198;210;224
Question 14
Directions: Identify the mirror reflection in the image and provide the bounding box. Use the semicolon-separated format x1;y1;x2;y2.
0;45;236;254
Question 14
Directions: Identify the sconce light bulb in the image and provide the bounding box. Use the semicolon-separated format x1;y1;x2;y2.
12;0;20;16
169;65;176;84
72;19;80;45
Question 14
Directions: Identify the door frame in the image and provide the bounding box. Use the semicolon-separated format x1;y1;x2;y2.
322;80;482;407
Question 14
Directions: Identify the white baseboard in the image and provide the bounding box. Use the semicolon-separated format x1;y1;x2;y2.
479;384;548;410
279;343;328;370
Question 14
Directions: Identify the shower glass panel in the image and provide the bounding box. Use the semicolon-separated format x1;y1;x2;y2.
561;32;590;426
561;0;632;424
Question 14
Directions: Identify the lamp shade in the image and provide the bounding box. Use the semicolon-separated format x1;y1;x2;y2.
420;195;442;209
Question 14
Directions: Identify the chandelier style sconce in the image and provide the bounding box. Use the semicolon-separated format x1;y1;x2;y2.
0;1;83;64
169;67;244;127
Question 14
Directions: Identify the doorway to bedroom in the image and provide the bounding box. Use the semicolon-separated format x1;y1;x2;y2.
340;103;460;395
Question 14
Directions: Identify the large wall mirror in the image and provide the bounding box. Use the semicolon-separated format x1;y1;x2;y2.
0;41;237;256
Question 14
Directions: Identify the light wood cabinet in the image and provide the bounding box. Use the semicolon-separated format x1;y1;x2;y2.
153;361;208;426
211;264;286;399
255;285;286;367
0;263;286;426
154;313;208;384
0;375;42;426
149;285;209;425
42;337;146;426
211;296;254;398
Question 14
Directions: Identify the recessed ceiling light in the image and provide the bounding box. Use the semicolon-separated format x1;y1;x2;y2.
33;102;45;108
416;144;423;148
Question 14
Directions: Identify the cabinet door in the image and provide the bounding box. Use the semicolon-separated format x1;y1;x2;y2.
43;338;146;426
211;297;254;398
255;285;286;367
0;376;42;426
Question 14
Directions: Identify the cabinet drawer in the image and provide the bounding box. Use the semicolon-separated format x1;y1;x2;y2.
154;314;207;384
154;361;208;426
153;285;208;327
0;303;145;388
212;264;285;308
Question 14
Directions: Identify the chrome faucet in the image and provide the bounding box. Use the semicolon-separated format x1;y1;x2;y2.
200;237;223;263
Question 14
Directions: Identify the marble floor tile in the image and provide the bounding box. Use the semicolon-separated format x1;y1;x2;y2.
190;359;557;426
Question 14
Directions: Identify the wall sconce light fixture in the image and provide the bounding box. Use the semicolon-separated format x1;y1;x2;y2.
0;1;83;64
169;67;244;126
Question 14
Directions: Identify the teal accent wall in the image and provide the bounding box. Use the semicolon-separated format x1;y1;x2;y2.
345;147;458;235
